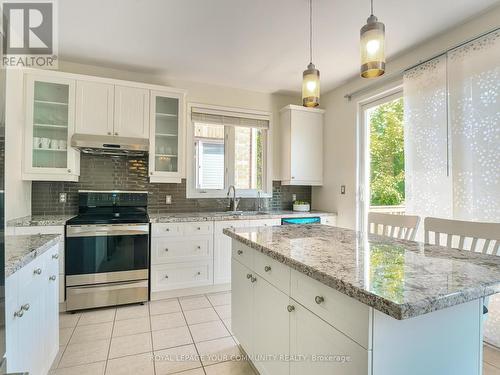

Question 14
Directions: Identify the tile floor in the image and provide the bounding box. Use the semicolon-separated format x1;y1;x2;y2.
52;291;500;375
51;291;255;375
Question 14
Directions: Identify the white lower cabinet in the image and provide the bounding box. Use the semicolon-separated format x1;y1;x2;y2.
6;244;60;375
214;221;249;284
232;240;371;375
253;275;290;375
289;302;370;375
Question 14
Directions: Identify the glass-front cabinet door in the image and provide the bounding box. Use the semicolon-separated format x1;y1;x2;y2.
149;90;186;183
24;74;79;181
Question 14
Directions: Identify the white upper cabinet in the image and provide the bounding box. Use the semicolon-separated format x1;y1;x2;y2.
148;90;186;183
280;105;324;186
23;73;80;181
75;80;114;136
114;86;150;138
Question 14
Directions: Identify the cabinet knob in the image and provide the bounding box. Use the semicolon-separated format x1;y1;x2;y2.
287;305;295;312
21;303;30;311
150;172;153;175
197;246;201;249
165;228;170;231
33;268;42;275
197;227;201;230
49;275;56;281
165;275;169;279
52;254;59;259
250;276;257;283
68;169;72;173
246;273;252;279
315;296;325;305
14;309;24;318
264;266;271;272
107;132;112;135
114;132;119;136
291;176;295;179
196;271;201;276
237;250;243;255
165;248;169;252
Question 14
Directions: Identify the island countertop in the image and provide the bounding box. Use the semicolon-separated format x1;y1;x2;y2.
223;224;500;320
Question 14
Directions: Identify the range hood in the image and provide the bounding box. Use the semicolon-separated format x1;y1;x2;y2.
71;134;149;156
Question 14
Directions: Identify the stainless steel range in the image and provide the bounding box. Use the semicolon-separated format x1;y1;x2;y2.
65;191;150;311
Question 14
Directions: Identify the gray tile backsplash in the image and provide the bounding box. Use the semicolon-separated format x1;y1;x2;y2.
31;153;311;216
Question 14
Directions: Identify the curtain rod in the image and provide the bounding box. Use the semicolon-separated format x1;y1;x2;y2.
344;26;500;101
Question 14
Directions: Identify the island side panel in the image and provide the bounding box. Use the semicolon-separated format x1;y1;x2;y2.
372;298;483;375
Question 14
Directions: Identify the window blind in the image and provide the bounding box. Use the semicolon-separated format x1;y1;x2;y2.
191;107;269;129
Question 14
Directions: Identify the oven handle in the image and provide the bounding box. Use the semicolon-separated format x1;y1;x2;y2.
66;224;149;237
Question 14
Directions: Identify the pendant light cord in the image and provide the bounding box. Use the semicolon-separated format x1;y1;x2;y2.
370;0;374;15
309;0;313;64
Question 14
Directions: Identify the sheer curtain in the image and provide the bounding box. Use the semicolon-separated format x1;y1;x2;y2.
404;29;500;347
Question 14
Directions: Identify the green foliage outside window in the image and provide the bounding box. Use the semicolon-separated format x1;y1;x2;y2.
370;98;405;206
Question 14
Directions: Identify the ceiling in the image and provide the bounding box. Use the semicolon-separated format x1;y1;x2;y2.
59;0;499;94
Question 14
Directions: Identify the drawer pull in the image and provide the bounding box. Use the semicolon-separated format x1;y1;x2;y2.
52;254;59;259
315;296;325;305
165;248;169;252
264;266;271;272
237;250;243;255
165;275;169;279
196;271;201;276
33;268;42;275
14;309;24;318
165;228;170;232
49;275;56;281
197;246;201;249
287;305;295;312
246;273;252;279
250;276;257;283
197;227;201;230
21;303;30;311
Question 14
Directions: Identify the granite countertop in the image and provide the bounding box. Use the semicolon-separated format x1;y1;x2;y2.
7;215;75;227
223;225;500;320
149;210;336;223
5;234;63;277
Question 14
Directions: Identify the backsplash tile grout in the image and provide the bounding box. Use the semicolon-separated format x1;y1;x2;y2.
31;154;311;216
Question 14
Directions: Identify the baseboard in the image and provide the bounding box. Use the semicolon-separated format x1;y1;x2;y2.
151;283;231;300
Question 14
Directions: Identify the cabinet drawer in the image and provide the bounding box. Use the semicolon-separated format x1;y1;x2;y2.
214;220;249;233
151;261;213;292
248;218;281;227
16;255;46;294
152;223;181;237
290;270;371;349
152;237;212;264
181;222;213;236
254;251;290;294
231;240;254;269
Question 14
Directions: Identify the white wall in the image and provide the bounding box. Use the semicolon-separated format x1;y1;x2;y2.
312;5;500;230
5;62;300;220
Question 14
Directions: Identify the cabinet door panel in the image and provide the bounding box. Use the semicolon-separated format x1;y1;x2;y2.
114;86;149;138
75;80;114;136
231;258;254;355
290;302;370;375
214;221;249;284
290;110;323;184
253;276;290;375
23;73;79;179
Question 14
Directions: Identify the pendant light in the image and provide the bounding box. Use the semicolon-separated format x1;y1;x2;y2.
302;0;320;107
360;0;385;78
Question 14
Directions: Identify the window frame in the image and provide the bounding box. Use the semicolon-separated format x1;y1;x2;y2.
186;103;273;199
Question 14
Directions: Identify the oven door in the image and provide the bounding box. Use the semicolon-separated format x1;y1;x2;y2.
65;224;149;285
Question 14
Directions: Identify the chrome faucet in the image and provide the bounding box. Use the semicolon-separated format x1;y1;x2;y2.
227;185;240;212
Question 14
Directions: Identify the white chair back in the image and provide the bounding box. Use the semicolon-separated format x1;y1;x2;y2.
424;217;500;255
368;212;421;241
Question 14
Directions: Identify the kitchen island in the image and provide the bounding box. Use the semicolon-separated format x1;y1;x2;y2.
223;224;500;375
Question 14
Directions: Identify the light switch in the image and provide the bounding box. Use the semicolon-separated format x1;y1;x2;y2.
340;185;346;195
165;195;172;204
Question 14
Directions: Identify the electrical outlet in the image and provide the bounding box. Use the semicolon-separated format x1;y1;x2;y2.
165;195;172;205
340;185;346;195
59;193;67;203
292;194;297;201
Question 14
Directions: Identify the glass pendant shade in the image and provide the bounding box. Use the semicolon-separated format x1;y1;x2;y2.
302;63;320;107
360;14;385;78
